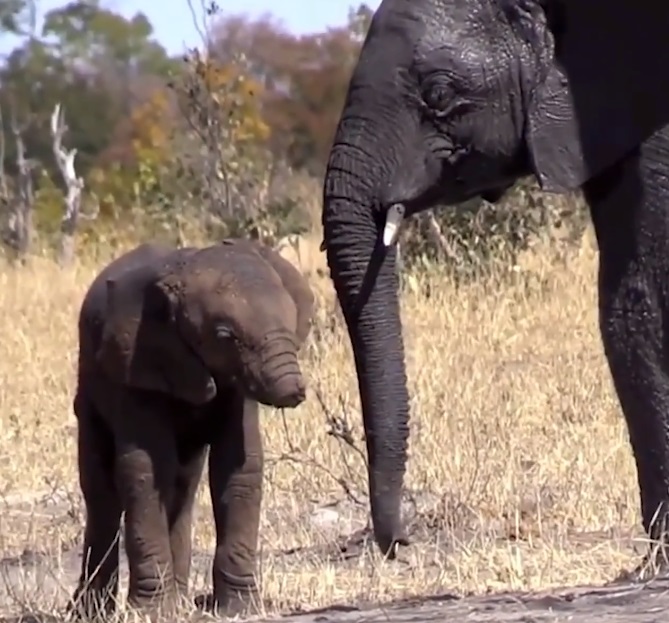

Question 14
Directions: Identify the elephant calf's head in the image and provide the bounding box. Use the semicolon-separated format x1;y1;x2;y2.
94;241;314;409
173;241;315;409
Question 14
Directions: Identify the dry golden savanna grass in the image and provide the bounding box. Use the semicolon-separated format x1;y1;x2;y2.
0;230;650;618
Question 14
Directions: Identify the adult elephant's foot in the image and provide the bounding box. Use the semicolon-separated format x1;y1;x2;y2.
613;546;669;584
195;581;262;618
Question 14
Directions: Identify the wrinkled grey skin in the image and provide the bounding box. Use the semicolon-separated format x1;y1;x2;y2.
322;0;669;578
69;238;314;618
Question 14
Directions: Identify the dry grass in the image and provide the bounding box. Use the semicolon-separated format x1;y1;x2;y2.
0;229;649;619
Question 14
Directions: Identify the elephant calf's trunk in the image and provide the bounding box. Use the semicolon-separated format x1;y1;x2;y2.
268;373;306;408
258;344;307;408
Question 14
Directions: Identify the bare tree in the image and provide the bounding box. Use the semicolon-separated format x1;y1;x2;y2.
50;103;97;265
168;0;277;238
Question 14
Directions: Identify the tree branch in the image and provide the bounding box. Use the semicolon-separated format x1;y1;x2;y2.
50;102;96;265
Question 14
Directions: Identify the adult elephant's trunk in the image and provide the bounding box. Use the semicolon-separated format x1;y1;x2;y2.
322;100;412;557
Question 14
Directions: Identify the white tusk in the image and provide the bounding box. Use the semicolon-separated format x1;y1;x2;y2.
382;203;405;246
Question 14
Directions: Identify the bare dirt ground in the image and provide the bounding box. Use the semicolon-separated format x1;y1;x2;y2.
277;581;669;622
1;232;666;622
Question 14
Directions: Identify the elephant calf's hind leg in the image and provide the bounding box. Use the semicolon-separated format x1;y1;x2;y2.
70;394;122;619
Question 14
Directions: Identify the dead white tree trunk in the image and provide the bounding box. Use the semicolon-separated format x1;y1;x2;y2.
50;102;97;265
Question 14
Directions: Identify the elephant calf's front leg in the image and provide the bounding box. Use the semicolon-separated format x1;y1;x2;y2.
169;449;207;600
115;402;179;612
201;395;264;617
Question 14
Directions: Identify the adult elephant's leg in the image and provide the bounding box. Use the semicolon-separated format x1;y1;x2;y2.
199;393;263;616
70;391;122;618
169;447;207;599
114;394;179;611
585;124;669;579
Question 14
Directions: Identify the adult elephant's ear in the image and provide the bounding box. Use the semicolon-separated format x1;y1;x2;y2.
96;267;216;405
255;244;315;346
524;1;669;192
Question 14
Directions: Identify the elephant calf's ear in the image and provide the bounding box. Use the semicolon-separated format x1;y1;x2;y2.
144;273;179;321
255;244;315;346
96;276;140;383
97;271;216;406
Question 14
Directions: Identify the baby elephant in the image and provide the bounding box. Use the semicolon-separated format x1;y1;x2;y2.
69;238;314;618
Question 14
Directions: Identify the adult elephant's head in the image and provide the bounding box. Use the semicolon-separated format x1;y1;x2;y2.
321;0;669;557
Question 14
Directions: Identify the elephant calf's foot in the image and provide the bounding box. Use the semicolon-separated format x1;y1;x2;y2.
126;587;181;619
195;583;262;618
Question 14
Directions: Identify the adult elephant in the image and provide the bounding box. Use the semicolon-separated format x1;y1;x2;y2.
321;0;669;578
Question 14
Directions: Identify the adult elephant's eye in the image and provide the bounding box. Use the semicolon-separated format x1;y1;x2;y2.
422;86;446;111
421;75;454;112
423;82;475;124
